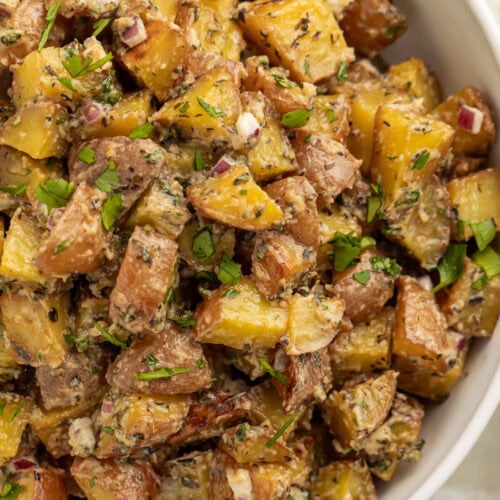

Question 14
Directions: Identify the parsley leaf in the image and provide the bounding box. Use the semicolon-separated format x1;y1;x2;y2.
196;359;206;369
129;122;154;139
134;367;191;381
337;61;348;82
472;246;500;280
77;146;96;164
367;195;382;223
101;193;122;231
92;18;111;37
192;228;215;262
470;218;496;252
57;77;75;91
280;109;312;127
95;324;127;348
147;353;158;366
197;97;224;117
52;239;71;254
272;74;299;89
471;273;488;291
0;481;23;499
330;232;376;272
410;150;430;170
370;256;400;278
0;184;26;196
63;333;77;345
235;423;246;442
192;149;205;171
303;58;311;77
221;288;239;299
217;253;241;285
63;52;113;78
353;270;370;285
168;316;196;327
38;0;63;51
95;168;120;193
431;243;467;293
36;178;74;213
8;401;24;422
265;416;295;448
259;358;287;385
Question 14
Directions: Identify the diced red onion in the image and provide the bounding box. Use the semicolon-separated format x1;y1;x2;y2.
101;400;114;414
0;6;11;18
10;457;37;471
236;112;260;142
47;207;65;229
457;104;484;134
121;17;148;48
213;155;236;175
81;101;103;124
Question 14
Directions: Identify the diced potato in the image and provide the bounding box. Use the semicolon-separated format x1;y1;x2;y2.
439;258;500;337
117;0;178;21
176;0;245;61
118;20;190;101
341;2;407;57
195;278;289;350
371;104;454;208
71;457;161;500
16;467;67;500
330;307;393;380
238;0;354;83
187;165;283;231
386;57;442;112
0;325;20;383
251;231;315;299
363;392;424;481
74;91;154;140
241;91;298;182
0;291;70;367
153;67;241;146
0;393;31;465
385;175;451;269
0;208;47;285
431;86;496;157
447;168;500;240
12;38;114;109
109;226;178;334
0;100;68;159
393;276;455;374
311;460;376;500
321;371;398;448
286;294;344;355
95;392;191;458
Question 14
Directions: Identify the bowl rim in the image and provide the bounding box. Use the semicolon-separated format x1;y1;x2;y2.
409;2;500;498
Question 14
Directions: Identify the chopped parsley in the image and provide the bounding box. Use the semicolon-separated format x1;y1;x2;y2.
192;149;205;171
472;246;500;280
217;253;241;285
330;232;376;272
353;270;370;286
7;401;24;422
303;58;311;77
62;52;113;78
235;423;246;442
470;218;496;252
36;178;74;213
410;150;430;170
337;61;348;83
101;193;122;231
134;367;191;381
272;74;299;89
0;481;23;499
129;122;154;139
280;109;312;128
146;353;158;366
95;324;127;348
57;77;75;91
38;0;63;51
92;18;111;37
63;333;78;345
192;228;215;262
101;426;114;435
196;359;206;369
431;243;467;293
52;239;71;254
259;358;287;385
197;97;224;117
77;146;96;164
370;256;400;278
0;402;4;416
221;288;239;299
168;316;196;327
0;184;26;196
366;182;383;224
265;417;295;448
95;167;120;193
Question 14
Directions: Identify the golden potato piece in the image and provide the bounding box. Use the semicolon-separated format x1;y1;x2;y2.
16;467;67;500
0;393;31;465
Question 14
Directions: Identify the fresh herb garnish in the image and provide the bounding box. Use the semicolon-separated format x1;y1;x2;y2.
217;253;241;285
366;184;383;224
259;358;287;385
0;184;26;196
431;243;467;293
404;189;420;204
57;77;75;91
0;481;23;499
197;97;224;117
8;401;24;422
370;256;400;278
472;246;500;280
38;0;63;51
303;58;311;77
168;316;196;327
101;193;122;231
134;367;191;381
95;167;120;193
146;353;158;366
0;402;4;416
272;74;299;89
470;218;496;252
62;52;113;78
129;122;154;139
410;150;430;170
280;109;312;128
52;239;71;254
89;477;96;488
337;61;348;82
222;288;239;299
101;426;114;435
196;359;206;369
192;149;205;171
353;270;370;286
178;102;190;113
386;26;401;39
63;333;77;345
235;423;246;442
92;18;111;37
192;228;215;262
36;178;74;213
77;146;96;164
471;273;488;291
330;232;376;272
95;324;127;348
265;417;295;448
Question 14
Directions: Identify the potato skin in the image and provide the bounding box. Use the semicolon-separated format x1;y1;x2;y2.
331;249;395;324
36;183;108;278
71;457;161;500
106;329;212;394
17;467;67;500
109;226;177;334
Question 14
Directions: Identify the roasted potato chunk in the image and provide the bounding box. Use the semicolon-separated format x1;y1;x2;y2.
109;226;177;334
238;0;354;83
187;165;283;231
106;328;211;394
0;393;31;465
322;370;398;448
16;467;67;500
71;457;161;500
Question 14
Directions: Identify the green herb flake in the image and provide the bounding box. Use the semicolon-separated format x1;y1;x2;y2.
77;146;96;164
222;288;239;299
472;246;500;280
89;477;96;488
303;58;311;77
259;358;287;386
92;18;111;37
235;423;246;442
280;109;312;128
192;227;215;262
386;26;401;39
52;239;71;254
102;426;114;435
134;367;191;381
62;52;112;78
337;61;348;83
63;333;77;345
8;401;24;422
147;353;158;366
95;324;127;348
129;122;154;139
190;149;205;172
57;76;75;91
272;74;299;89
304;134;313;144
470;218;497;252
38;0;63;51
366;196;382;224
370;256;400;278
95;168;120;193
178;102;190;113
410;150;430;170
457;219;466;235
196;359;206;369
325;107;337;123
0;482;23;499
404;189;420;204
330;232;376;272
101;193;123;231
265;416;295;448
471;273;488;291
0;402;4;416
168;316;196;327
217;253;241;285
431;243;467;293
36;178;75;213
0;184;26;196
352;270;370;286
196;97;224;118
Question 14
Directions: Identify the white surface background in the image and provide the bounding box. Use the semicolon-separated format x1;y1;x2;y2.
434;0;500;498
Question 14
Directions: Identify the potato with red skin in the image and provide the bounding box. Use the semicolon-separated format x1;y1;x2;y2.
106;328;211;394
292;132;361;208
265;176;319;249
331;249;396;324
183;50;245;87
339;0;408;58
68;137;164;221
109;226;177;334
16;467;67;500
36;183;109;278
71;457;161;500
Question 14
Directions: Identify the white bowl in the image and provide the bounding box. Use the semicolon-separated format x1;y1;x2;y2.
379;1;500;499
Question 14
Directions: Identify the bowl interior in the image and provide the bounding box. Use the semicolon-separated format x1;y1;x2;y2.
379;1;500;499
